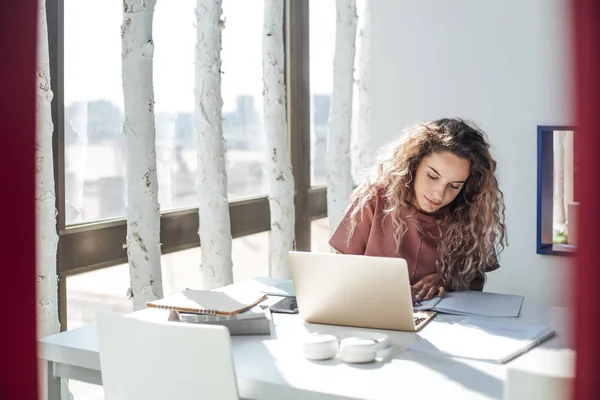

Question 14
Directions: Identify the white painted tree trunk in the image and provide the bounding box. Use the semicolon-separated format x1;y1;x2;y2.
195;0;233;289
122;0;164;311
65;101;88;224
263;0;295;278
36;0;60;344
36;1;73;398
351;0;373;184
328;0;358;236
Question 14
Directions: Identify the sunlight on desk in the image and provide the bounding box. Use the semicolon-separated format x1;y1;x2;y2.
38;277;572;400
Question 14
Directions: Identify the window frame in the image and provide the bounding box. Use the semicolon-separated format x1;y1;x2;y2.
48;0;326;330
536;125;577;256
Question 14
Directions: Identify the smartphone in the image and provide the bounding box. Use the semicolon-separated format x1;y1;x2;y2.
269;297;299;314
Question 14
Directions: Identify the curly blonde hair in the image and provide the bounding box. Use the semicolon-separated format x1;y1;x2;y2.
348;118;507;291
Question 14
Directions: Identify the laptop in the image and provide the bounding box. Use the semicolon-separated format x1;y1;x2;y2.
288;251;436;331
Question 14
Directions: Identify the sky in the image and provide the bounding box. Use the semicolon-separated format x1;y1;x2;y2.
63;0;363;114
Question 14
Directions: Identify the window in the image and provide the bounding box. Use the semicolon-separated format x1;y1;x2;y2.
48;0;326;331
153;0;268;209
66;231;270;330
536;126;577;255
66;231;269;398
63;0;268;225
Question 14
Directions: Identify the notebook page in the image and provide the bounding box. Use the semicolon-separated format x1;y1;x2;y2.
432;291;524;317
407;317;555;363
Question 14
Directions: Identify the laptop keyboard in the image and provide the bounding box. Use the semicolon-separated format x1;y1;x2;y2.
414;316;427;326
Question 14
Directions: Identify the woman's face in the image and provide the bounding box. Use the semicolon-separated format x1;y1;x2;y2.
412;151;470;214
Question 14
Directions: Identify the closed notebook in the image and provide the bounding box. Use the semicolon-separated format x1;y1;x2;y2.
406;317;556;364
146;288;268;316
413;290;524;317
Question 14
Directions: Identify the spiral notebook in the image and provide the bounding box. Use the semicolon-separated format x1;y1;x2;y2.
146;288;268;316
413;290;524;317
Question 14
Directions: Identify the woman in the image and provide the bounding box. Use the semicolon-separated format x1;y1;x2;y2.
329;118;507;302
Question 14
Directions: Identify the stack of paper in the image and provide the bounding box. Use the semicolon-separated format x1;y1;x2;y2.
170;306;272;336
406;317;555;363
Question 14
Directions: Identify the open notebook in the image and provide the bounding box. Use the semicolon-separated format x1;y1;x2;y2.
146;288;268;316
413;290;524;317
406;317;556;363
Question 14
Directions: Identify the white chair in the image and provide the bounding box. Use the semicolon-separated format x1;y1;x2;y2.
96;312;240;400
503;350;574;400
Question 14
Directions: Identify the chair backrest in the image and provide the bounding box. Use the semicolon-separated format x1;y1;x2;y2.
503;351;574;400
96;312;239;400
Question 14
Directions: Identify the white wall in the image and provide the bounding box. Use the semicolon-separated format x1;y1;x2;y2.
369;0;573;307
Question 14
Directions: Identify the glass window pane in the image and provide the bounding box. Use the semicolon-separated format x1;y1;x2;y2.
311;217;331;253
221;0;267;200
64;1;268;225
153;2;196;211
66;232;270;327
66;264;132;330
64;0;124;224
552;130;576;244
309;2;334;186
65;230;269;397
157;231;270;294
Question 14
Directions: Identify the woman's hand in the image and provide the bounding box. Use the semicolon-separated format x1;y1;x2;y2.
412;273;446;302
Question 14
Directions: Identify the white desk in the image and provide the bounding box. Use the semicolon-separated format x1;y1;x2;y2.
38;278;573;400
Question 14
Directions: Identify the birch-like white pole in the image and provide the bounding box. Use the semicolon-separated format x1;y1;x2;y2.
37;2;74;398
36;0;60;343
195;0;234;289
263;0;295;278
351;0;373;184
122;0;164;310
328;0;358;236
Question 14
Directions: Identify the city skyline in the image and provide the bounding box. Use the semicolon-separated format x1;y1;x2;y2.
63;0;351;113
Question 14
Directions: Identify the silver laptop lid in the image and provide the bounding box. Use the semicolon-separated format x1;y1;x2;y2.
288;251;417;331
